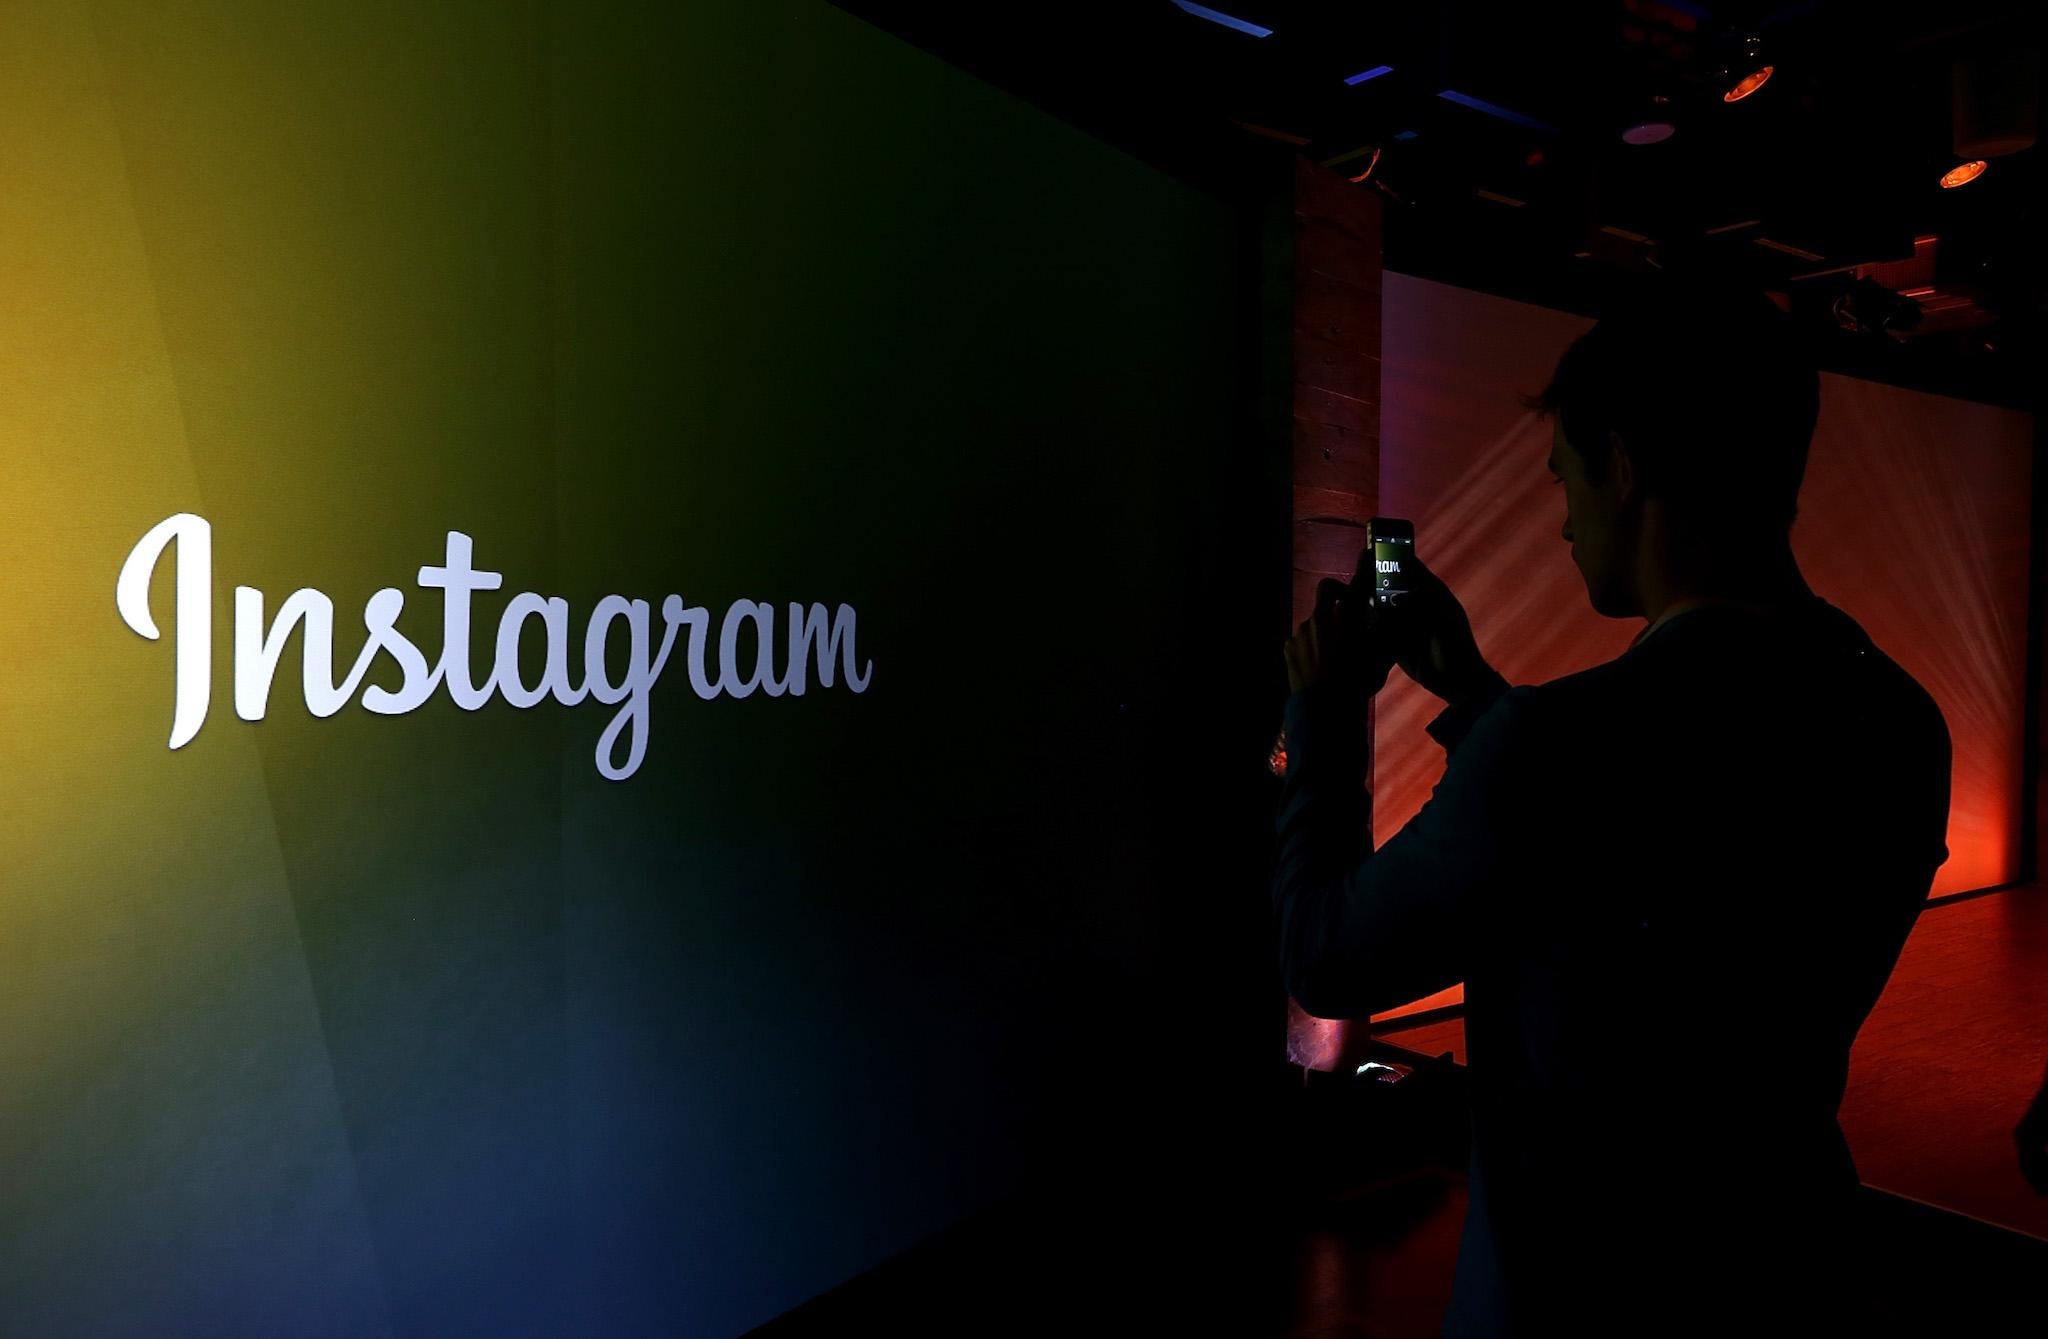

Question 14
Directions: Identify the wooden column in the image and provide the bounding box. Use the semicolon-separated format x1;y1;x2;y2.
1290;157;1384;617
1285;156;1384;1070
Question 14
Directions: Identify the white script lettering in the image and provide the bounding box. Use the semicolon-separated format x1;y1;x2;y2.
115;514;872;780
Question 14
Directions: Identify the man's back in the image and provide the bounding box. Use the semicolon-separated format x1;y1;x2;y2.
1441;597;1952;1333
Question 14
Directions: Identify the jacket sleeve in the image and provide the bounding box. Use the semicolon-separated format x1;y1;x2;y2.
1272;676;1535;1020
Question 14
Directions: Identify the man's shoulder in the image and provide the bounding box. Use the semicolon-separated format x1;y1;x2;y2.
1859;641;1952;765
1509;602;1952;755
1778;599;1952;755
1506;658;1633;720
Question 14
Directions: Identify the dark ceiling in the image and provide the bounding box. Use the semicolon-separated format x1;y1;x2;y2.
835;1;2043;407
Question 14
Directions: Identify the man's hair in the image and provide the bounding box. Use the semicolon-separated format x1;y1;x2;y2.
1532;275;1819;535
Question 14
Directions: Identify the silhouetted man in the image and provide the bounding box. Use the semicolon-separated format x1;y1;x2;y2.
1274;278;1952;1335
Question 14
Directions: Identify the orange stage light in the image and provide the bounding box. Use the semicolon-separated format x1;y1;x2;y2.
1723;65;1773;102
1940;160;1988;189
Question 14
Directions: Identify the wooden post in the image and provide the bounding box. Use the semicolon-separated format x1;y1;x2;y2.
1285;155;1384;1070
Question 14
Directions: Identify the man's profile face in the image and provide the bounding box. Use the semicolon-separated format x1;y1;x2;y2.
1549;420;1638;619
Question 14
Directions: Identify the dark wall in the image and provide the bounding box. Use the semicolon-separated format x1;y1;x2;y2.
0;2;1292;1336
552;4;1283;1324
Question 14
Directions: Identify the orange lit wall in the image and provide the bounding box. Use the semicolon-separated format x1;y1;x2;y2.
1370;274;2034;1020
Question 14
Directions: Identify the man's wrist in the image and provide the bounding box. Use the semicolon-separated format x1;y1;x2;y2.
1285;679;1370;774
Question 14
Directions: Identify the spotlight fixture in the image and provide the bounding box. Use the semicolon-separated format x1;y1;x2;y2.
1940;160;1988;188
1723;65;1773;102
1718;30;1773;103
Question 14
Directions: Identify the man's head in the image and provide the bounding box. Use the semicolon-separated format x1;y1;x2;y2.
1535;277;1819;618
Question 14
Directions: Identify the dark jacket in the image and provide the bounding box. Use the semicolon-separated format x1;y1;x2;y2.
1273;596;1952;1335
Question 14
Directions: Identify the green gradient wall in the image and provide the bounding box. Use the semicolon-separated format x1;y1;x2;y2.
1;2;1253;1334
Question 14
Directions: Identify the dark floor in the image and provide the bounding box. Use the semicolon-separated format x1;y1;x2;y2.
759;884;2048;1337
1381;882;2048;1241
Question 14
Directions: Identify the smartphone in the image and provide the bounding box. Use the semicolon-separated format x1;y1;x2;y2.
1270;516;1417;779
1368;517;1414;608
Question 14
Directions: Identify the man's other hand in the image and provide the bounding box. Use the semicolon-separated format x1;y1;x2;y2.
1284;576;1395;704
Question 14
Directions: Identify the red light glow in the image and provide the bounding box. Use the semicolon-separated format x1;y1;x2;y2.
1723;65;1773;102
1941;161;1988;189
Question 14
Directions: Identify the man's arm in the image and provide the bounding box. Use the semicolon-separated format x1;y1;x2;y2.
1272;673;1530;1020
1422;667;1513;753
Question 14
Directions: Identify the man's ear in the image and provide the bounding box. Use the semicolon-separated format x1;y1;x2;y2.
1607;428;1636;503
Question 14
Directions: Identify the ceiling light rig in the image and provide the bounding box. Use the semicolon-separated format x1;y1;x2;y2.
1940;160;1988;189
1832;277;1924;341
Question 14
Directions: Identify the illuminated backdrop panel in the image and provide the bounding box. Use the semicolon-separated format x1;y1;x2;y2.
0;2;1253;1335
1376;272;2032;924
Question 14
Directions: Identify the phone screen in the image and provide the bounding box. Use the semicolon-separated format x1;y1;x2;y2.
1371;525;1414;606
